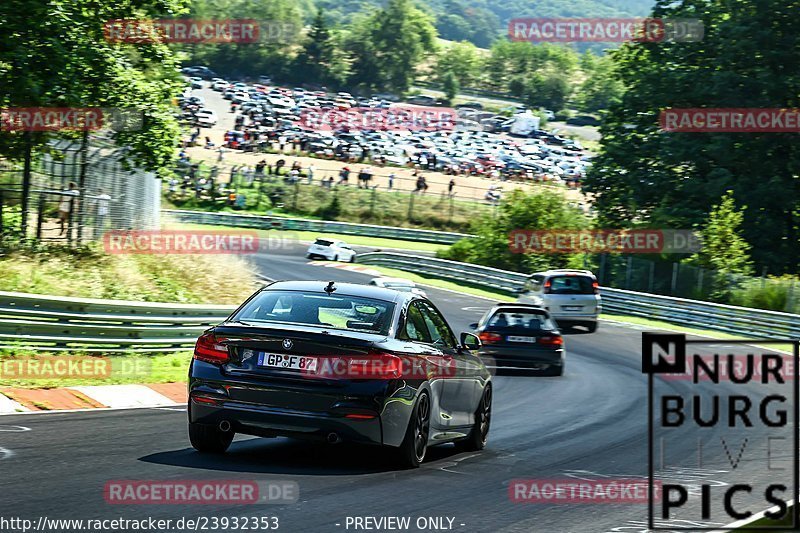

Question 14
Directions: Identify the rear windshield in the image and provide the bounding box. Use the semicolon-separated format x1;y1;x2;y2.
484;309;556;330
549;275;595;295
314;239;333;246
232;290;395;335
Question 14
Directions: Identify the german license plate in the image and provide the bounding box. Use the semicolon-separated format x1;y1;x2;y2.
562;306;582;311
258;352;318;372
507;336;536;343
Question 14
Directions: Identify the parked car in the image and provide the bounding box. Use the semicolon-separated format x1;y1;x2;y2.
369;277;427;298
188;281;491;467
189;77;203;89
195;109;217;127
470;303;564;376
516;269;601;332
306;239;357;262
407;95;439;106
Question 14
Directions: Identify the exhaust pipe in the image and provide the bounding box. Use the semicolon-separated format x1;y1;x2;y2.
326;432;341;444
219;420;232;432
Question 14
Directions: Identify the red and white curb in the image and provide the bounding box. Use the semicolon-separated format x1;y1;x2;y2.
0;383;185;414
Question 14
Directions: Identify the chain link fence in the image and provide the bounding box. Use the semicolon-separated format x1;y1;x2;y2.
597;254;799;314
0;135;161;245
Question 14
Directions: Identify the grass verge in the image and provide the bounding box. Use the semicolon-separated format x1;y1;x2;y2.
0;243;259;304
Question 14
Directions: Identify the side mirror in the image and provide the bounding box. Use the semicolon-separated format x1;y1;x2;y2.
460;332;481;351
469;322;479;330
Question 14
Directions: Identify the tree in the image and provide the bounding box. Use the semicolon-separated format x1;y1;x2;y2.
0;0;187;234
293;9;348;87
186;0;303;80
435;41;483;88
437;189;589;273
442;71;459;104
690;191;753;276
346;0;437;94
524;72;571;111
576;51;624;113
584;0;800;275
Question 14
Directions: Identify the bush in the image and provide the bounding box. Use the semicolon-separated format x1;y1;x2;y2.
316;194;342;220
554;109;576;121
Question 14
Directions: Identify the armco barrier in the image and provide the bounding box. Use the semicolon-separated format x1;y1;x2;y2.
355;252;800;339
162;209;472;245
0;291;236;353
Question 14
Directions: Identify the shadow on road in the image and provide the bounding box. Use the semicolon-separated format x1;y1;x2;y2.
139;436;464;475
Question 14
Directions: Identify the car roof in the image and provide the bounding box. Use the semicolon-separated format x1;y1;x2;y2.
373;277;414;284
263;280;411;304
490;303;547;313
531;269;596;278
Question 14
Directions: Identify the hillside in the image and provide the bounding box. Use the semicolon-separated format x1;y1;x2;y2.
314;0;656;47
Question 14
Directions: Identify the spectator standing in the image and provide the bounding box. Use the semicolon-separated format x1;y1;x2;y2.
95;189;111;232
307;164;315;184
338;166;350;185
448;178;455;196
388;172;395;190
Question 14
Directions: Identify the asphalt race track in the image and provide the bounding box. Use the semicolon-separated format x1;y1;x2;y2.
0;242;793;532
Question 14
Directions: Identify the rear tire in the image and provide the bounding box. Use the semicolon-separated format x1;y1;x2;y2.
349;254;356;263
454;385;492;452
333;254;339;262
586;322;598;333
189;422;234;454
394;391;430;468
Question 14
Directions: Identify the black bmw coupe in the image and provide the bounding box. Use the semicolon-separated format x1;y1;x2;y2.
188;280;492;467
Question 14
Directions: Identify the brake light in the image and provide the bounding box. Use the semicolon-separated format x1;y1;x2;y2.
593;281;600;295
193;333;230;364
538;335;564;346
479;332;502;344
543;280;552;294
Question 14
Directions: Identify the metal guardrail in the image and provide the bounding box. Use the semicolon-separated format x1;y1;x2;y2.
356;252;800;339
162;209;473;245
5;251;799;353
0;291;236;353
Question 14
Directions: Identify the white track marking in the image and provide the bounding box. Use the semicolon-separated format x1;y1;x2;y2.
0;395;30;414
67;385;176;408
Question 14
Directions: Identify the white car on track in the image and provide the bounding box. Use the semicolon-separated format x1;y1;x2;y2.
306;238;357;262
368;277;427;298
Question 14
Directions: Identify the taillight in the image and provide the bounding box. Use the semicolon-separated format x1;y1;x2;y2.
479;332;502;344
592;281;600;295
193;333;230;364
543;280;552;294
538;335;564;346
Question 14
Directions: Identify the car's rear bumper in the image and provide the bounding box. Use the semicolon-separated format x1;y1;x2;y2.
478;347;563;370
190;397;383;445
188;360;416;447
